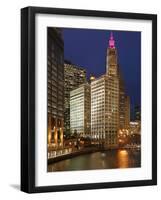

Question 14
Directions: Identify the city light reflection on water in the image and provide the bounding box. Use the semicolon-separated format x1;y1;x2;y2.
117;150;129;168
48;149;141;172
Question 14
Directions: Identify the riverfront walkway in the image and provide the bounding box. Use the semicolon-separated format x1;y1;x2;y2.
48;147;99;164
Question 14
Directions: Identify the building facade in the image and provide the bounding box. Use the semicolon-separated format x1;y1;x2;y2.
118;69;126;129
64;61;86;136
70;83;90;137
125;96;130;128
118;74;130;130
91;76;106;141
47;27;64;147
91;76;119;147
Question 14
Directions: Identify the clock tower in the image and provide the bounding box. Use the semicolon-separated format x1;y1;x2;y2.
106;32;118;76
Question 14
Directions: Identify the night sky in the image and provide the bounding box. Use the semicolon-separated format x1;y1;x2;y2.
63;28;141;117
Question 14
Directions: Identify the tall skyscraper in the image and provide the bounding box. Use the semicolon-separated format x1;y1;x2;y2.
64;61;86;136
70;83;91;136
106;33;130;131
47;27;64;147
91;33;120;148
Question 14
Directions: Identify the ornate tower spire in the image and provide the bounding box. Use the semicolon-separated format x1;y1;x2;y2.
106;32;118;75
109;32;115;48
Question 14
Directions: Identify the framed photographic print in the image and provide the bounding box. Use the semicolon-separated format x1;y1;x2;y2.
21;6;157;193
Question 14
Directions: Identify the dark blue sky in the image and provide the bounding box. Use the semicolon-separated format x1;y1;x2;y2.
63;28;141;112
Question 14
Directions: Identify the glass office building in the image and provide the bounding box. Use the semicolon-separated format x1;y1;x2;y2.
70;83;91;137
64;61;86;136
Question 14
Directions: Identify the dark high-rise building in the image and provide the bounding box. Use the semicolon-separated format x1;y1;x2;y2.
118;69;126;129
64;61;86;136
134;105;141;121
125;96;130;128
118;68;130;129
47;27;64;147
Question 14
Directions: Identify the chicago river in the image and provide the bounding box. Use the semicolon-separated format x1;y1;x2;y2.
48;149;141;172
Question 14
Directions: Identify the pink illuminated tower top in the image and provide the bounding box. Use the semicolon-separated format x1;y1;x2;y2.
108;32;115;48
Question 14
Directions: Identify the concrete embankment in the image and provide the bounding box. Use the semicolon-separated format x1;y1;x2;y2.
48;148;99;164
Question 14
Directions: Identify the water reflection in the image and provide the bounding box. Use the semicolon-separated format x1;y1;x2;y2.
117;150;129;168
48;149;141;172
